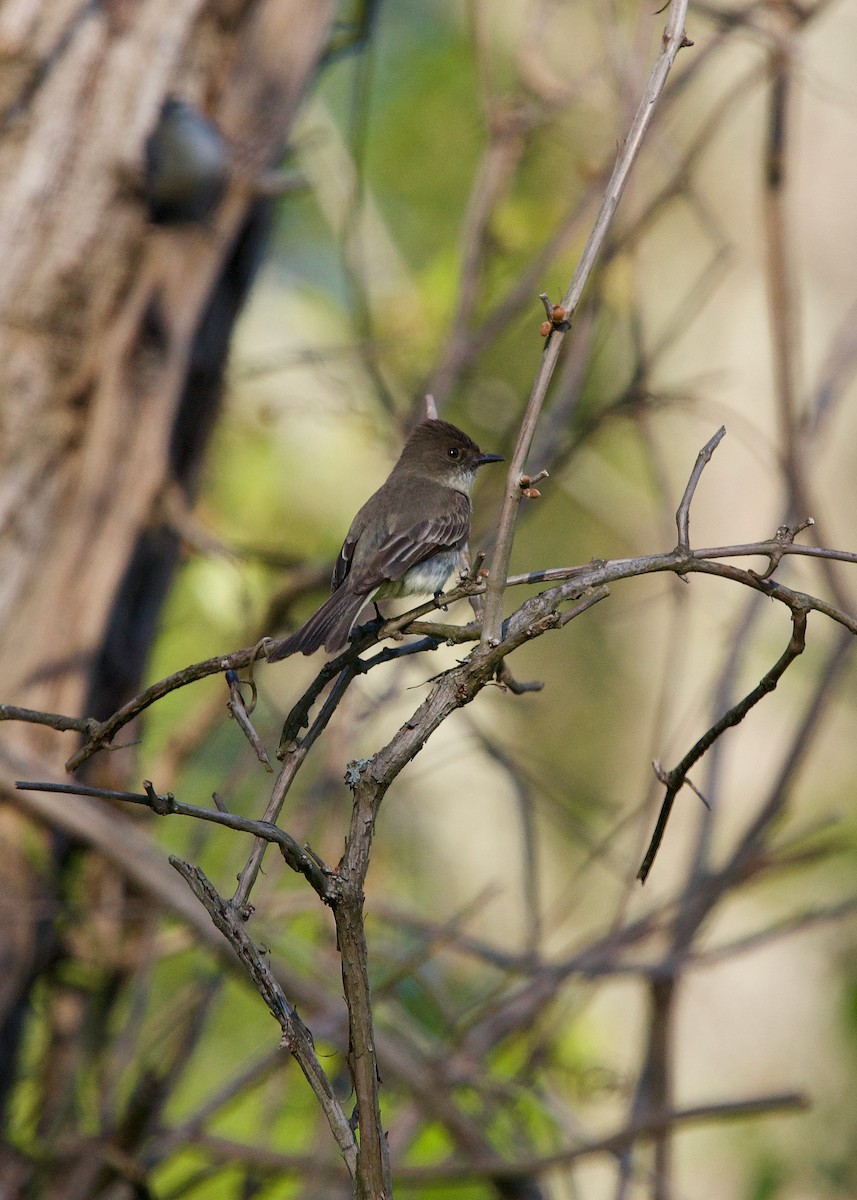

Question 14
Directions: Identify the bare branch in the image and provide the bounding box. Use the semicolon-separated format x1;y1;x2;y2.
481;0;692;646
187;1092;807;1185
0;704;95;735
638;607;808;883
3;531;855;781
14;779;333;898
169;857;358;1178
675;426;726;552
65;642;269;772
719;626;854;882
225;669;273;772
234;661;358;910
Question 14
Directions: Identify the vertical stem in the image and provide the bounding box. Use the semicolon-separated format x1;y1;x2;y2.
763;47;804;523
647;976;675;1200
232;664;357;910
762;29;850;614
334;774;392;1198
481;0;691;645
334;900;390;1198
613;974;675;1200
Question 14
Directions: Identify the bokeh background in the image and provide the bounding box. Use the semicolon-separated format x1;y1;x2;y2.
4;2;857;1198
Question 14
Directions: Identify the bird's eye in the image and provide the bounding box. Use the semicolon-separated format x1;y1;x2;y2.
447;447;460;459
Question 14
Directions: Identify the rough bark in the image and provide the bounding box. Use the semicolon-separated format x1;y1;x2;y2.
0;0;335;1129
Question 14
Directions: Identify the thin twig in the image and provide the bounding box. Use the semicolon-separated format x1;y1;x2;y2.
169;858;358;1177
187;1091;806;1185
3;536;855;775
233;662;358;910
637;607;808;883
65;642;269;772
764;44;803;523
0;704;95;735
225;670;272;771
675;426;726;551
14;780;333;898
481;0;692;646
721;626;854;883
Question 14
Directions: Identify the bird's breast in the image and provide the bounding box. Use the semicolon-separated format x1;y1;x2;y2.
376;548;462;599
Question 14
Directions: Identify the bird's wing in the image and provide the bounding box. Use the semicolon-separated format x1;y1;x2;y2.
342;491;471;596
332;531;358;592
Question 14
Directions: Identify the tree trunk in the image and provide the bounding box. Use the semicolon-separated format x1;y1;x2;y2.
0;0;335;1147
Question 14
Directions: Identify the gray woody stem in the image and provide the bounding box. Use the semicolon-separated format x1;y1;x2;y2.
169;858;359;1178
638;607;808;883
481;0;692;646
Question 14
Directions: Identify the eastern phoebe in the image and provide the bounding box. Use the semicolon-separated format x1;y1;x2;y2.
267;420;503;659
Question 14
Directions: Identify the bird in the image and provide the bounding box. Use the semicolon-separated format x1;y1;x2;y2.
267;420;503;659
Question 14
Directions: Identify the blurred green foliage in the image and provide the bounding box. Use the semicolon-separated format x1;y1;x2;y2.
13;1;856;1197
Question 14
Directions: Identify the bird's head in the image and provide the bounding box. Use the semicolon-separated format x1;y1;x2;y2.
398;420;504;492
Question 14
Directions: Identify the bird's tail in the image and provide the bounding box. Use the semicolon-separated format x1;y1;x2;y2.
266;588;373;661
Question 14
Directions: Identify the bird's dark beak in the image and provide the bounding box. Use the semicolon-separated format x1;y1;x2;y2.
476;453;504;468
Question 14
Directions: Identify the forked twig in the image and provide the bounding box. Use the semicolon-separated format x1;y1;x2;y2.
225;670;272;772
169;858;358;1177
14;779;332;897
638;607;808;883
